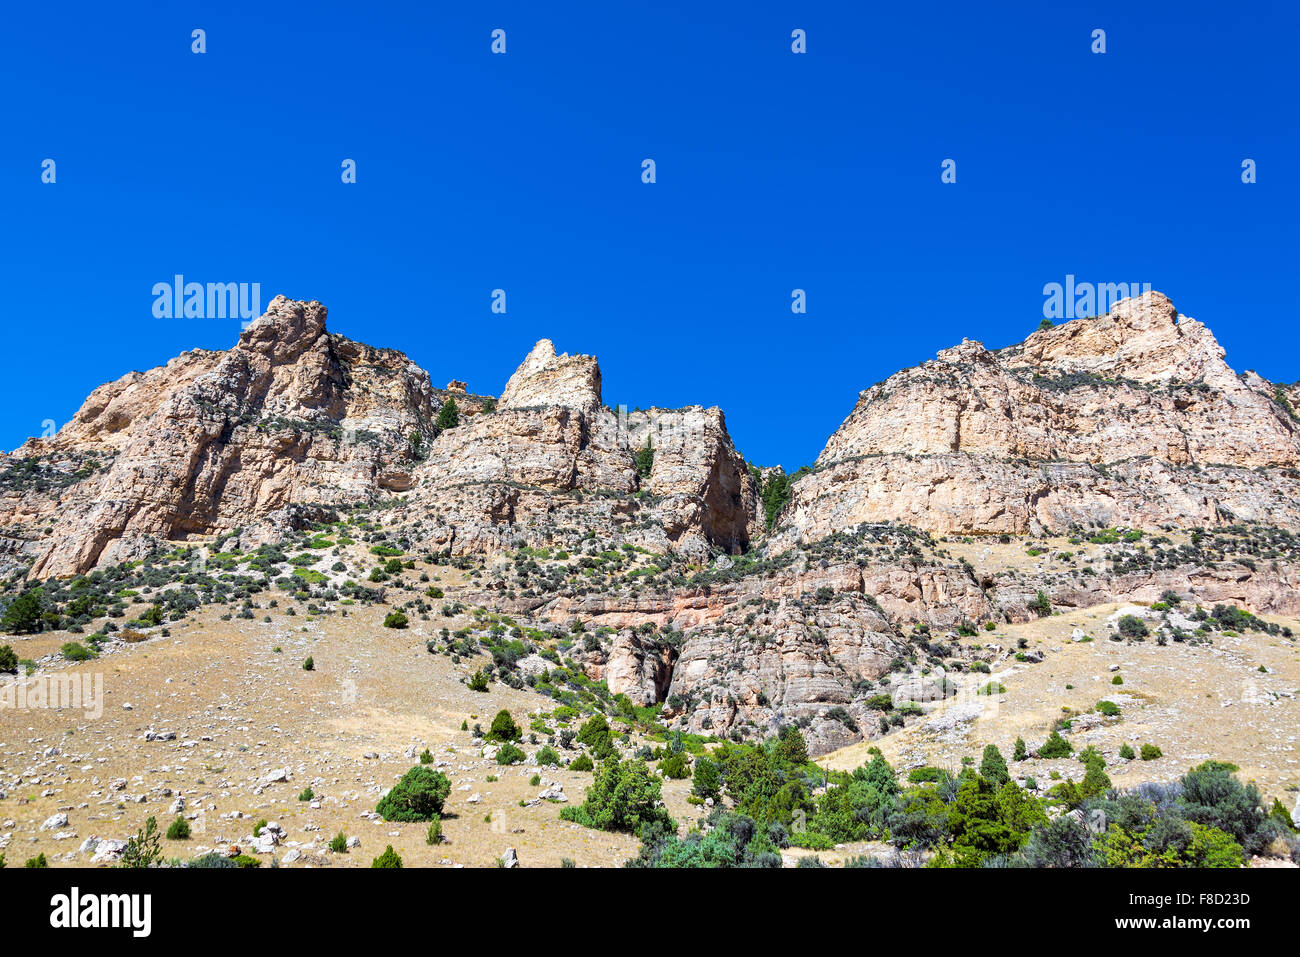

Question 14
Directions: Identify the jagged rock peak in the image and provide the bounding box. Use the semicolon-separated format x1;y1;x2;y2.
499;338;602;411
237;295;329;363
1019;290;1230;385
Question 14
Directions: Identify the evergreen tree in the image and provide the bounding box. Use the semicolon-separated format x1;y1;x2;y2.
1;590;44;635
635;437;654;478
435;397;460;431
980;744;1010;787
761;471;791;530
692;756;721;800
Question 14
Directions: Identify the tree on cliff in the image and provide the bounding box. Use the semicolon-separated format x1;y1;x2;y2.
435;397;460;432
635;437;654;479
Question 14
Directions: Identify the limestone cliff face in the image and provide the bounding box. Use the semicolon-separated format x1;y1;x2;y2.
13;297;440;578
411;341;763;560
774;292;1300;547
5;300;761;578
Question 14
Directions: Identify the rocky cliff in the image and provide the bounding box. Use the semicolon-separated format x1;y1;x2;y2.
5;289;1298;756
772;292;1300;548
1;298;760;580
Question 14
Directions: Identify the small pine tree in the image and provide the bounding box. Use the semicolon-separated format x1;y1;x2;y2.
120;816;161;868
1079;755;1112;800
1013;736;1028;761
435;397;460;432
692;756;721;800
371;845;403;868
487;709;521;742
979;744;1010;787
634;438;654;479
165;816;191;840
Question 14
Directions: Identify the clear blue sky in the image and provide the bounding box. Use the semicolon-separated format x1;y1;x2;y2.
2;1;1296;468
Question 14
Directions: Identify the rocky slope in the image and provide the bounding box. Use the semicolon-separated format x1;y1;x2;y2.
4;290;1299;757
772;292;1300;547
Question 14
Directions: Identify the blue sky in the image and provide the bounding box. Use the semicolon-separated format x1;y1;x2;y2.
2;1;1296;468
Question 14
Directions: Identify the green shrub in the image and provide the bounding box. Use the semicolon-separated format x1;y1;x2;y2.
1095;700;1121;718
298;787;314;801
382;611;409;629
61;641;96;662
1140;744;1162;761
419;748;433;764
559;758;673;836
426;819;443;845
1119;743;1135;760
2;591;45;634
1013;737;1027;761
661;752;690;779
1037;730;1072;759
495;742;525;765
692;756;721;799
467;670;489;692
371;845;403;868
1118;615;1149;639
165;817;191;840
907;766;946;783
535;745;561;766
329;832;348;853
487;709;521;742
376;766;452;821
570;752;594;772
0;644;17;673
302;656;314;671
1112;674;1123;685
